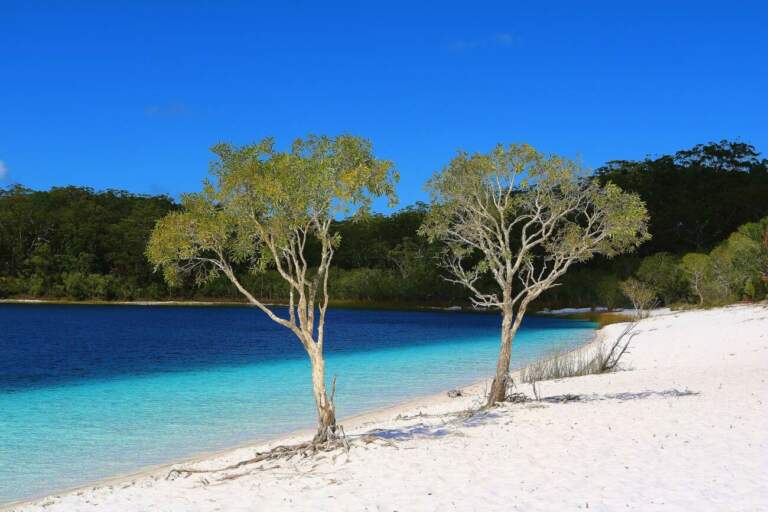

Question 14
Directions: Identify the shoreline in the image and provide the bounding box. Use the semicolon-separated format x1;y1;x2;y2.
2;316;609;509
1;376;489;509
0;298;483;315
7;304;767;510
0;298;633;319
1;379;486;509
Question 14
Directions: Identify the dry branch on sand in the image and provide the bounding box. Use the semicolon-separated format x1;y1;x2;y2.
167;405;494;484
167;429;351;482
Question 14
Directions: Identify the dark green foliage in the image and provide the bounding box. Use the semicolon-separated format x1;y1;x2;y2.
0;184;460;302
627;216;768;307
636;253;687;305
596;140;768;254
0;185;177;299
696;216;768;304
332;203;430;269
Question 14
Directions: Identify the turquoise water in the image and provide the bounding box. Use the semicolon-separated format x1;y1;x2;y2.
0;304;595;504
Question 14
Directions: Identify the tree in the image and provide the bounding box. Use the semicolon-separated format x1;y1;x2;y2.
707;242;741;303
619;278;658;318
680;253;709;305
593;273;623;309
147;135;397;442
734;217;768;290
596;140;768;254
387;237;427;279
421;144;649;406
694;218;768;304
636;253;687;305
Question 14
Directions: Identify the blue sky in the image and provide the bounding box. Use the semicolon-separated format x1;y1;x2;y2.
1;1;766;211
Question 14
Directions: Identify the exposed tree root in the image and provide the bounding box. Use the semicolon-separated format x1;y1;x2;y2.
166;404;484;483
168;379;351;483
167;427;349;481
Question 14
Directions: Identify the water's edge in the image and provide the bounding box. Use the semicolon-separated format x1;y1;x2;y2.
2;321;607;510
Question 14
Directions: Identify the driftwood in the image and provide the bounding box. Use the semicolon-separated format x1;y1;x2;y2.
542;393;581;403
447;389;463;398
504;392;530;404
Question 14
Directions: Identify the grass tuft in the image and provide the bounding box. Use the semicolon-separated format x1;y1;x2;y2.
520;345;606;383
519;322;638;384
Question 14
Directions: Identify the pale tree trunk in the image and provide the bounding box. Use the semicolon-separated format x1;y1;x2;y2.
695;283;705;305
487;304;525;406
223;266;338;443
689;274;705;305
487;306;513;405
308;343;336;443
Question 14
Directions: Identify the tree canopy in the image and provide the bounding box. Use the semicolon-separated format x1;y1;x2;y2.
147;135;397;288
596;140;768;253
421;144;649;308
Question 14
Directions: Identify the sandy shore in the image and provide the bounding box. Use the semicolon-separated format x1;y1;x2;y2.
6;304;768;511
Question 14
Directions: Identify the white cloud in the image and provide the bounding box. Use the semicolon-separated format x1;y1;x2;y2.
0;161;7;180
492;33;515;46
144;103;189;118
450;32;516;52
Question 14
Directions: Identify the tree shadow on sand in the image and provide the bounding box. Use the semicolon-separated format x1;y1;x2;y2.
539;388;699;403
358;388;699;442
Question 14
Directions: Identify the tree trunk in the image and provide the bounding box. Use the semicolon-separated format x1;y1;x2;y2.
487;306;516;406
692;278;705;305
309;350;337;443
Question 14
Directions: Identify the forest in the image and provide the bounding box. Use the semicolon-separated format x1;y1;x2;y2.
1;140;767;308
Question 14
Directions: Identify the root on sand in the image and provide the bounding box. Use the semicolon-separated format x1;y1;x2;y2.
167;427;350;481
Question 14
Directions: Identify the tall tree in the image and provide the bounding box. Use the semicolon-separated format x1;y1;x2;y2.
596;140;768;253
147;135;397;441
680;253;709;305
421;144;648;406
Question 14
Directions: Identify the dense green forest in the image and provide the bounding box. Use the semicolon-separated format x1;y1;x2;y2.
547;140;768;307
1;140;766;307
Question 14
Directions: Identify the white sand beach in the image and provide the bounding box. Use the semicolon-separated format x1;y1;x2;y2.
7;304;768;511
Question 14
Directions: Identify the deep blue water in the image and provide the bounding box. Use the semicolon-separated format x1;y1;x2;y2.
0;304;595;504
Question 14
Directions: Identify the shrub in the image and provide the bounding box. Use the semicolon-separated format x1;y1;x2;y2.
62;272;90;300
26;274;47;297
619;278;657;318
593;273;623;309
680;253;709;304
637;253;687;304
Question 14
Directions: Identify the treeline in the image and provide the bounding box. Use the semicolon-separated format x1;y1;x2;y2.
0;188;461;302
181;204;466;304
639;217;767;305
1;140;767;306
0;186;176;300
548;215;768;308
544;140;768;307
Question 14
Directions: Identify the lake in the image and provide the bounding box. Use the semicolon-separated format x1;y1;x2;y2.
0;304;595;504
